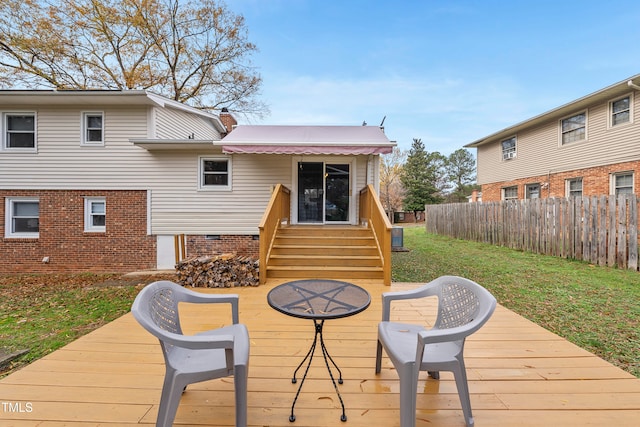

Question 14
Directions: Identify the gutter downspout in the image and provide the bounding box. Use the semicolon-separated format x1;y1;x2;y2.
628;80;640;91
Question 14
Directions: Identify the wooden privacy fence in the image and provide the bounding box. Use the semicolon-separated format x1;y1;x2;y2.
424;195;639;271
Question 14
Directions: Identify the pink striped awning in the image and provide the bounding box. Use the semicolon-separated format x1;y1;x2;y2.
221;144;393;155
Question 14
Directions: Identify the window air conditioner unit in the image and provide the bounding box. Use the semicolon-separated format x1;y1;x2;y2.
503;152;516;160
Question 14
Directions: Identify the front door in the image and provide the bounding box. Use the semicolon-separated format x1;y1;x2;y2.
297;162;350;223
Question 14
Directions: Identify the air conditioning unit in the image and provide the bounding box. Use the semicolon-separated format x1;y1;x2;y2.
503;151;516;160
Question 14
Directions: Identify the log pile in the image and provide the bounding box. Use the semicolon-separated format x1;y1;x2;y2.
175;253;260;288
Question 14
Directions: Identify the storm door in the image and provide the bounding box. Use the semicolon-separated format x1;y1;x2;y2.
297;162;350;223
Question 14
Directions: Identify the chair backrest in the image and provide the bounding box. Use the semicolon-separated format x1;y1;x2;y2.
132;281;186;355
432;276;496;333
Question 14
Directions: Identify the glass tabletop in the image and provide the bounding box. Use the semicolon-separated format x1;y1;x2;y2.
267;279;371;320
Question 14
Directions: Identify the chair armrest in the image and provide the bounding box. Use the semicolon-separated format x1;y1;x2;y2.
180;287;240;324
160;330;236;350
416;325;472;345
381;284;438;321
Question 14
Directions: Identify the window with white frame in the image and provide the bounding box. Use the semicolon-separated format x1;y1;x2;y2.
560;111;586;144
610;95;632;127
82;112;104;145
3;112;36;150
199;157;231;190
5;198;39;238
84;197;106;232
501;136;516;160
525;183;540;199
612;172;634;195
502;186;518;200
566;178;583;197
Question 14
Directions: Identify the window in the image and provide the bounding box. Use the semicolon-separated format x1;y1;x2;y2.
612;172;634;195
4;113;36;150
526;184;540;199
502;186;518;200
501;136;516;160
560;111;586;144
199;157;231;190
82;112;104;145
84;198;106;232
566;178;583;197
610;95;632;127
5;198;39;238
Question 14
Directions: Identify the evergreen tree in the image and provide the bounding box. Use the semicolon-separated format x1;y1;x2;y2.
445;149;477;202
400;138;442;214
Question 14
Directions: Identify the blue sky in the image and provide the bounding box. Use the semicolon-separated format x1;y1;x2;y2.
231;0;640;154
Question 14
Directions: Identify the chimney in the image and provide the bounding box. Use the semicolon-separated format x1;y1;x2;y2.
219;107;237;134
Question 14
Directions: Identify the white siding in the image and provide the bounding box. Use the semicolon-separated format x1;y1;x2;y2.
0;106;150;189
154;107;222;140
477;92;640;184
150;153;293;234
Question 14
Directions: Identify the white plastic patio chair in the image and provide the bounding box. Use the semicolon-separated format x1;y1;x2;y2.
375;276;496;427
131;280;249;427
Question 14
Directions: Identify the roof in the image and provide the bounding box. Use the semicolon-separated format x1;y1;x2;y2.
465;73;640;148
221;125;395;155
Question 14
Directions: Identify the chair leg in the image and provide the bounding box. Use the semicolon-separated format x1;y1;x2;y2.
156;372;187;427
375;340;383;374
398;363;419;427
451;363;474;427
234;364;248;427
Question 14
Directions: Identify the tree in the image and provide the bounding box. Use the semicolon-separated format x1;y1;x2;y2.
0;0;267;116
379;147;406;221
445;149;476;202
400;138;443;216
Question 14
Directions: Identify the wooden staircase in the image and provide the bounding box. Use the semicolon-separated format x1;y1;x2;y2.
264;225;384;281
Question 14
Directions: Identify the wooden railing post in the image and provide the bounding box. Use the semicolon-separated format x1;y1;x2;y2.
258;184;291;284
359;184;392;285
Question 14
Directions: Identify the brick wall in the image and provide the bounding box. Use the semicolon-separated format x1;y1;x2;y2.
187;234;259;259
481;160;640;201
0;190;156;273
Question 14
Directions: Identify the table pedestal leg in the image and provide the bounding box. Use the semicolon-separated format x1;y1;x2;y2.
289;319;347;422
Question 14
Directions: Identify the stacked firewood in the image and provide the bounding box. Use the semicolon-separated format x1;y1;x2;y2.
175;254;260;288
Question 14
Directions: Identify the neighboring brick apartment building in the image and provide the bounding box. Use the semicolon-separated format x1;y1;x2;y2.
466;74;640;202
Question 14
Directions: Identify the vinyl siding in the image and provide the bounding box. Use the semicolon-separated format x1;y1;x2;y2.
150;153;292;234
154;106;222;140
0;106;150;189
477;91;640;185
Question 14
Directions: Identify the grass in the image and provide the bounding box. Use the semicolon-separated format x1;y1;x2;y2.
0;273;173;378
393;226;640;378
1;229;638;379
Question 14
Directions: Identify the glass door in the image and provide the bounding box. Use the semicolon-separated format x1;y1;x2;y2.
297;162;350;223
325;164;350;222
297;162;324;223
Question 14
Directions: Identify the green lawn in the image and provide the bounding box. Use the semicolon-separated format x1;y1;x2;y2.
392;226;640;378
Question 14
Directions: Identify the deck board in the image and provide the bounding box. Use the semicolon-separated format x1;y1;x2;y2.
1;281;639;426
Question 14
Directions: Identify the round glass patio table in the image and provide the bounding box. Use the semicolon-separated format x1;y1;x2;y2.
267;279;371;422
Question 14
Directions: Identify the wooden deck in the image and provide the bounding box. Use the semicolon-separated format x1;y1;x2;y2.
1;280;639;426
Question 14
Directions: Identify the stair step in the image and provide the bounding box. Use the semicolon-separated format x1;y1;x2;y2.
269;254;382;267
265;225;384;281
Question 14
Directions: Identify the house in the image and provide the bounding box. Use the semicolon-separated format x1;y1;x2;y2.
465;74;640;202
0;90;395;277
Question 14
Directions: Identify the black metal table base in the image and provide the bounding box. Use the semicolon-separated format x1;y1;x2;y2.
288;319;347;422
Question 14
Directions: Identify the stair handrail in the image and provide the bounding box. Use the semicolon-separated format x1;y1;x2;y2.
359;184;392;285
258;184;291;284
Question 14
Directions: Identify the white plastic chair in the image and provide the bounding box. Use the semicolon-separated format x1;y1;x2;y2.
131;280;249;427
375;276;496;427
